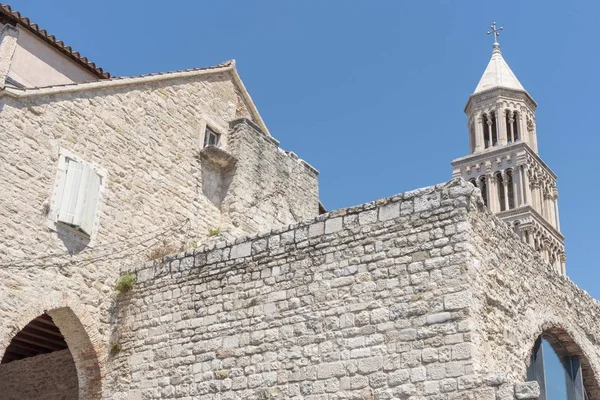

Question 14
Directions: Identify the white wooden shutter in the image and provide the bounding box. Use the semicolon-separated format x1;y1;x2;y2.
78;167;101;236
57;159;84;225
57;160;102;236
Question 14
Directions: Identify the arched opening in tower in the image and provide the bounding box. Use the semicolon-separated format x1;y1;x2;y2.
483;114;491;148
478;176;488;207
505;110;514;143
496;172;506;211
512;111;519;142
506;169;515;210
0;313;79;398
490;111;498;146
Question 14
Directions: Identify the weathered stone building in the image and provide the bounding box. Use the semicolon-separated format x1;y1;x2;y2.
0;7;597;400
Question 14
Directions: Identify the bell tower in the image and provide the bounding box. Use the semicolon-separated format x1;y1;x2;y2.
451;23;566;274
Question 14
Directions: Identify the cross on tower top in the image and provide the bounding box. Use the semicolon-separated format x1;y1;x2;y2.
487;21;503;45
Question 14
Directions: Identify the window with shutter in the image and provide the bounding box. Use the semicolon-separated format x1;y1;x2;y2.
54;155;104;237
79;166;102;236
57;159;84;225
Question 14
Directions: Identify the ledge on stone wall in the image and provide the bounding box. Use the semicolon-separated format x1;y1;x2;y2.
198;145;237;170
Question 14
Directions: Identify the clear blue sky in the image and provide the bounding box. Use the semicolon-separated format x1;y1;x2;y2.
11;1;599;298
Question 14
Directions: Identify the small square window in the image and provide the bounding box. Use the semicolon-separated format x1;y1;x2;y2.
204;128;220;148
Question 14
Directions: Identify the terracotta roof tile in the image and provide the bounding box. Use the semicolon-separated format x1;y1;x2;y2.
0;3;110;78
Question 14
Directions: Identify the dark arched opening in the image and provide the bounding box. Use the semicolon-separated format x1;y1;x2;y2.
490;111;498;146
479;176;488;207
506;169;515;210
496;172;506;211
483;114;491;148
527;329;600;399
0;313;79;398
1;313;68;363
0;306;102;399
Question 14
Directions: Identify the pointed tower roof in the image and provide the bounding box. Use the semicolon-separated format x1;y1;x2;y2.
473;43;525;94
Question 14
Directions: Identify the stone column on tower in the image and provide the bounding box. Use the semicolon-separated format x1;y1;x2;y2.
545;191;556;228
497;105;507;146
512;169;520;207
537;184;545;217
531;121;539;153
507;111;515;142
517;111;527;144
530;180;538;211
487;173;497;212
486;115;493;148
553;189;561;231
521;165;530;206
474;114;484;152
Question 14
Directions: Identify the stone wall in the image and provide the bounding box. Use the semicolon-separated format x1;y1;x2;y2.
0;349;78;399
0;69;318;398
107;180;491;399
1;168;598;398
104;178;600;399
466;194;600;398
222;119;318;235
0;70;317;265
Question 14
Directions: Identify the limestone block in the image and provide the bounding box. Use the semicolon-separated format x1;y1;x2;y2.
444;291;472;310
483;372;506;387
514;382;540;399
379;203;400;221
358;209;378;225
308;222;324;237
414;192;441;212
230;242;251;259
325;217;343;234
317;362;346;379
496;383;515;400
426;312;452;325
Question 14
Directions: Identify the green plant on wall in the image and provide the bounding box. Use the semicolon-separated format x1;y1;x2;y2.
115;273;136;292
208;227;221;237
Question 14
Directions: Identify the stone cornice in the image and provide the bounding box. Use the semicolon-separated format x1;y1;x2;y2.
452;141;524;164
497;205;564;242
522;146;557;180
451;142;557;180
464;87;537;115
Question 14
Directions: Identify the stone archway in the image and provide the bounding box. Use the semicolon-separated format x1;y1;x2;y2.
527;323;600;400
542;325;600;400
48;307;103;398
0;296;105;399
